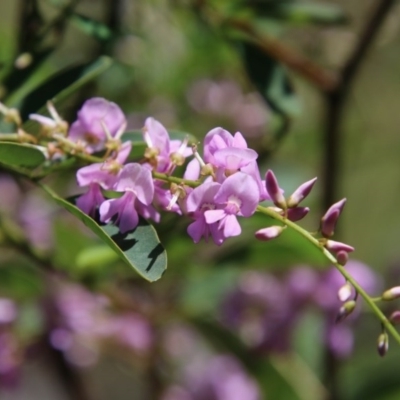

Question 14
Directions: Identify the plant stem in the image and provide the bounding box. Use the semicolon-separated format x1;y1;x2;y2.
256;204;400;345
152;171;202;187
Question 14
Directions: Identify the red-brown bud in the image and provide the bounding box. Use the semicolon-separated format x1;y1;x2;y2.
265;170;286;209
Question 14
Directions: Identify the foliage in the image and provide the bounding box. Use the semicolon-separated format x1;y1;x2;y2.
0;1;400;400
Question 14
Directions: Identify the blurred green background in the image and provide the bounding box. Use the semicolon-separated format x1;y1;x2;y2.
1;1;400;399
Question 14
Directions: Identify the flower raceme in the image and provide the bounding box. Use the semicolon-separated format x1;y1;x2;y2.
26;97;351;251
24;97;353;252
42;97;347;250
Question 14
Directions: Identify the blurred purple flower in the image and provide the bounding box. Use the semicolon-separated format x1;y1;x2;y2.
220;261;381;359
0;174;21;214
0;299;18;325
187;355;260;400
0;332;20;389
51;283;154;365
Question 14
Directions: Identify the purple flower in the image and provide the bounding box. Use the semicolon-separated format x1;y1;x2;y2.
111;314;153;352
76;141;131;189
143;117;191;173
68;97;126;153
203;128;257;174
76;183;105;218
204;173;259;241
99;163;154;232
76;142;131;216
189;355;260;400
186;181;224;245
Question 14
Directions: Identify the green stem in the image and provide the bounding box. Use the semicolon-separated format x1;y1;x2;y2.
256;204;400;346
0;133;19;141
152;171;202;188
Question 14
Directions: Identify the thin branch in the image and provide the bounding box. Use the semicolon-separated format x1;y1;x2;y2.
322;0;397;209
229;18;339;92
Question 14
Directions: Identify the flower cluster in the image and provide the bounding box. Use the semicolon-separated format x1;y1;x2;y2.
42;97;352;251
220;262;380;358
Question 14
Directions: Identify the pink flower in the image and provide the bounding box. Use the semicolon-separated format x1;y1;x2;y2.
75;142;131;216
186;181;224;245
143;117;191;173
203;128;257;171
68;97;126;153
99;163;154;233
204;173;259;242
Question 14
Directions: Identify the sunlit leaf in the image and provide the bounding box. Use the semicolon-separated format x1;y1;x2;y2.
41;184;167;282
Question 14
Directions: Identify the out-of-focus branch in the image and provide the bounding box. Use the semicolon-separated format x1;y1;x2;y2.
322;0;397;209
228;18;339;92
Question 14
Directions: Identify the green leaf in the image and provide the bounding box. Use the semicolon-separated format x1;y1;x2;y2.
41;184;167;282
71;13;115;42
0;142;46;169
242;42;300;117
22;56;113;130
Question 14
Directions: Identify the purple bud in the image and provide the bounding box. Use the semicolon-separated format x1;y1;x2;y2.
286;207;310;222
336;300;356;323
325;240;354;254
320;198;346;238
337;282;352;302
255;226;283;241
287;177;317;208
336;251;348;266
265;170;286;209
389;311;400;324
377;332;389;357
382;286;400;301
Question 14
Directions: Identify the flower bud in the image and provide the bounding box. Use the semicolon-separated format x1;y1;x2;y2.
377;332;389;357
255;226;283;241
389;311;400;324
335;300;356;323
381;286;400;301
265;170;286;209
320;198;346;238
336;251;348;266
338;282;352;302
325;240;354;254
286;207;310;222
287;177;317;208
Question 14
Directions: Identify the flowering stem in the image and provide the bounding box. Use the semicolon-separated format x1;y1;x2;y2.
152;171;202;188
256;204;400;346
